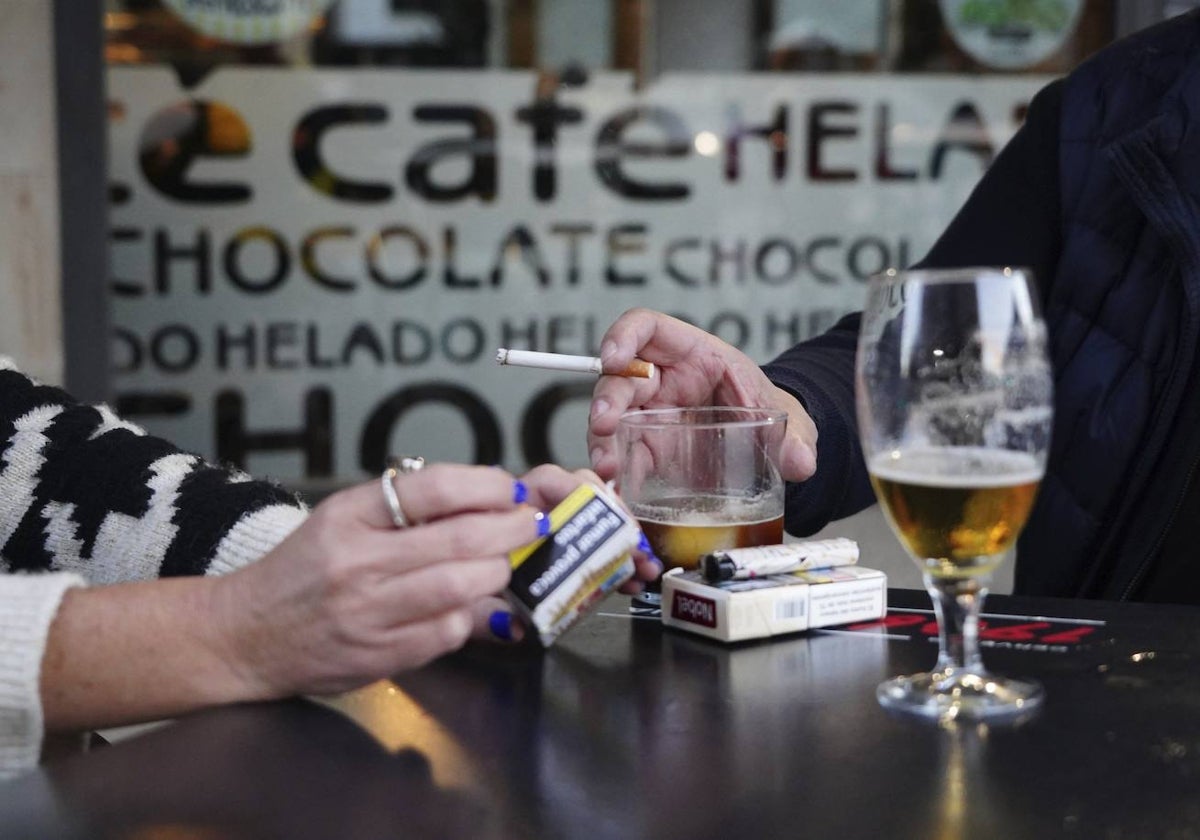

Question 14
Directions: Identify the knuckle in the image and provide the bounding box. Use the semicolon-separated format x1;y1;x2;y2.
524;462;558;480
320;568;362;614
327;615;374;662
523;463;562;490
485;557;513;590
307;500;342;535
432;568;474;606
436;609;473;650
329;561;368;597
307;527;348;575
414;466;454;513
400;647;438;672
319;488;358;521
441;528;471;558
443;520;492;557
573;467;603;487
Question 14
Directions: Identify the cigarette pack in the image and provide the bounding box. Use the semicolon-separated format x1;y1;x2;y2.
660;565;887;643
507;483;640;646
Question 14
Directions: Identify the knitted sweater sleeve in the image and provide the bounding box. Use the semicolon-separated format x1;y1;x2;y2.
0;573;84;778
0;361;308;580
0;359;309;777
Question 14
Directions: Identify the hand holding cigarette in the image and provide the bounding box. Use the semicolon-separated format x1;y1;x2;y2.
496;349;656;379
585;309;819;488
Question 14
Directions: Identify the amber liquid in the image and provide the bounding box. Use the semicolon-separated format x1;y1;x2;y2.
869;448;1041;579
635;494;785;573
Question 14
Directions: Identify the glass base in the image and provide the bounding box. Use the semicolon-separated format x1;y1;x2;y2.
877;669;1044;724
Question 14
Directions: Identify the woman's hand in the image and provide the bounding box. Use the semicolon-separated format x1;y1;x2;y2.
466;465;662;644
588;308;818;483
39;463;659;732
213;464;558;698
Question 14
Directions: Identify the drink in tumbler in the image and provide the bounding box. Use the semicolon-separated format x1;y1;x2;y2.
616;407;787;614
868;447;1041;579
634;494;785;572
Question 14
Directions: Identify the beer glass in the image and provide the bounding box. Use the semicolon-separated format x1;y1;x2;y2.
857;267;1052;721
617;407;787;614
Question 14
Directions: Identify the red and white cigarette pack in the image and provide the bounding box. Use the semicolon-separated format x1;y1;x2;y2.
660;565;887;643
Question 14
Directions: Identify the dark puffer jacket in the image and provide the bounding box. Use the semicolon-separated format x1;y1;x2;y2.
763;10;1200;601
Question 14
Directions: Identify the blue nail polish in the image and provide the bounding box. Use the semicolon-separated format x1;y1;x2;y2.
489;610;514;642
513;479;529;504
535;510;551;537
637;533;663;569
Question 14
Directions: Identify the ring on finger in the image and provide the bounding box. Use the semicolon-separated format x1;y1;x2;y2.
381;455;426;528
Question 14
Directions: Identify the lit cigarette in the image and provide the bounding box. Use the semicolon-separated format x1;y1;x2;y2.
495;348;655;379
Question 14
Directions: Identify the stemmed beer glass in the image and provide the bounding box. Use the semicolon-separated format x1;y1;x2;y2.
856;267;1053;721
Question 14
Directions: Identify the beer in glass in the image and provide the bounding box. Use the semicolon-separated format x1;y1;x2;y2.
857;266;1053;722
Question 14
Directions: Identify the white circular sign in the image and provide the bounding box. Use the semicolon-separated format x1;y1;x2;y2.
939;0;1084;70
163;0;335;45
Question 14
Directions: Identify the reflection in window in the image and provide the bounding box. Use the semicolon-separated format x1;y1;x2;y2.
106;1;1127;83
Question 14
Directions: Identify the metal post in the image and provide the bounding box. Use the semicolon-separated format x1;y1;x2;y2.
54;0;109;402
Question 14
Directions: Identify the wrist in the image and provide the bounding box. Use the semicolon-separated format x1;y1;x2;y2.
41;576;282;733
195;570;285;705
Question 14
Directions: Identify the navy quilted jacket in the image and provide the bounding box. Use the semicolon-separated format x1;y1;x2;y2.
763;11;1200;600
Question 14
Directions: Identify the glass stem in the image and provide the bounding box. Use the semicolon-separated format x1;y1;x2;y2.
924;572;990;677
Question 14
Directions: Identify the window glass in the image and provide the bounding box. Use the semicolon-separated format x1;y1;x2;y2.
102;1;1150;489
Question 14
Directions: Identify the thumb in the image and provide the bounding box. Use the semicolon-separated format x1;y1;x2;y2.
779;432;817;483
769;386;817;482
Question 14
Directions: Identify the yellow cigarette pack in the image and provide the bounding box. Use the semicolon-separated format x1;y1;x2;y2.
660;565;887;643
507;483;640;646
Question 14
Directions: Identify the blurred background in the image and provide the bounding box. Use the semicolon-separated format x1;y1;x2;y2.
4;0;1198;589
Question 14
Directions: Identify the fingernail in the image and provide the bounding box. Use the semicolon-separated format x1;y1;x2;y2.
535;510;551;538
512;479;529;504
600;341;617;364
637;533;663;569
590;398;610;421
489;610;516;642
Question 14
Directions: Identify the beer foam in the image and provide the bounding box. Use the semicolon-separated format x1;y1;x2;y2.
631;493;781;526
868;447;1042;488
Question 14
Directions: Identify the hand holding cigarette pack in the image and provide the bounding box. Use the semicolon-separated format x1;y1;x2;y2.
662;538;887;643
506;482;641;646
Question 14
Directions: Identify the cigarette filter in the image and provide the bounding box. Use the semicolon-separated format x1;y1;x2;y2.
507;482;641;646
661;565;887;643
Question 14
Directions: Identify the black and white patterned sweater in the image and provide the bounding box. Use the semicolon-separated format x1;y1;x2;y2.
0;359;308;777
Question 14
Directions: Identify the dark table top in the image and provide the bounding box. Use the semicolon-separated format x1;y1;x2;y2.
3;588;1200;839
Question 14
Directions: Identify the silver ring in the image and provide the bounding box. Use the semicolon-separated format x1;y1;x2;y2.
381;455;425;528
